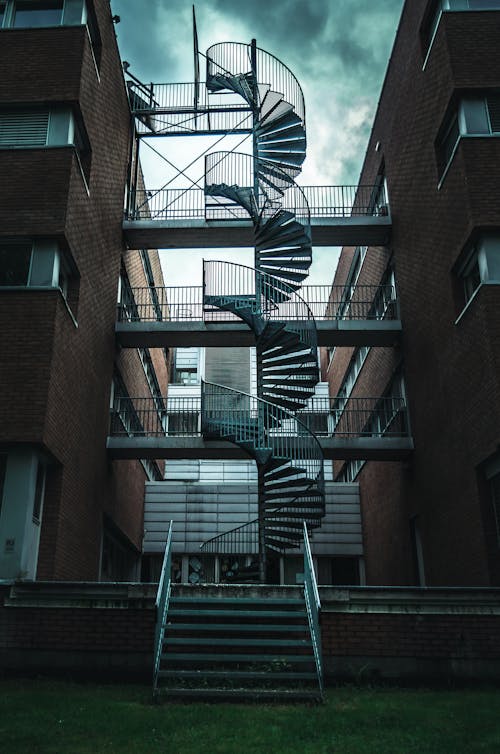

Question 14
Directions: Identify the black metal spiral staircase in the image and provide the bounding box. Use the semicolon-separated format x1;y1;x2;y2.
200;41;325;580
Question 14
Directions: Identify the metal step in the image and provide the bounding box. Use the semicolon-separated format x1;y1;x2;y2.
165;637;312;648
161;652;314;663
166;623;309;633
155;686;322;702
168;608;305;619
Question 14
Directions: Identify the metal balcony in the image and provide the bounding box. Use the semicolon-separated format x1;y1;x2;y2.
116;282;402;349
122;185;391;249
107;395;414;462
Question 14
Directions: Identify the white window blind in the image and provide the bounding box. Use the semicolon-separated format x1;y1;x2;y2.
0;109;49;146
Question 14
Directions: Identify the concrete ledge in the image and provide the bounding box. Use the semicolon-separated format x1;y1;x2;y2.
123;216;392;249
106;436;415;461
320;586;500;615
115;319;403;349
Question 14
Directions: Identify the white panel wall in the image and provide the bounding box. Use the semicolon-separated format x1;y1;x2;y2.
144;481;362;557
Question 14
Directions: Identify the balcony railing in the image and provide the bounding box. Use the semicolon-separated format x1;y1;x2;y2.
125;185;389;222
117;283;398;323
109;395;409;439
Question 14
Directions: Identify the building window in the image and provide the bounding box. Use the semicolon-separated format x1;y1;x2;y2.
32;462;46;523
491;475;500;547
12;0;63;27
437;93;500;181
0;0;94;30
0;104;92;186
423;1;500;61
0;453;7;518
0;240;78;309
456;231;500;309
171;348;200;385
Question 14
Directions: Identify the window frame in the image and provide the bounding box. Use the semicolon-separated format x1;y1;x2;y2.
454;230;500;317
437;91;500;185
422;1;500;67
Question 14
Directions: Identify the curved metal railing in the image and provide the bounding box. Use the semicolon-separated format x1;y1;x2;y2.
204;259;316;340
202;381;324;489
206;41;305;124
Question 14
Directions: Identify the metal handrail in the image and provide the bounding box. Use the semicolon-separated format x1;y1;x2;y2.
117;283;398;323
200;518;258;555
201;379;325;498
203;259;317;354
125;185;390;221
153;520;173;697
303;521;323;695
109;395;410;439
206;41;305;124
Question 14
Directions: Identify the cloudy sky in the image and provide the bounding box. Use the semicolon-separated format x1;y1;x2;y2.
111;0;404;286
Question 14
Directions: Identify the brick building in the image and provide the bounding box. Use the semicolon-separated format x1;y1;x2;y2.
1;0;499;594
0;0;168;581
325;0;500;587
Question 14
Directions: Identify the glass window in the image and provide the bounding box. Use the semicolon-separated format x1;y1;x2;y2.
486;94;500;132
13;0;63;28
0;3;6;26
32;462;45;522
0;453;7;518
437;113;460;176
462;251;481;303
468;0;500;8
457;233;500;308
0;243;32;285
462;98;490;133
491;474;500;547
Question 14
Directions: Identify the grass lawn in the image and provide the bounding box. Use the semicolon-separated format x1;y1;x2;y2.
0;679;499;753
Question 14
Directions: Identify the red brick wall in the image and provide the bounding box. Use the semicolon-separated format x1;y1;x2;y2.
326;3;500;586
0;1;153;578
1;585;499;682
322;611;500;661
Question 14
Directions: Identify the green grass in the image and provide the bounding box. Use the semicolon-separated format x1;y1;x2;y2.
1;679;499;753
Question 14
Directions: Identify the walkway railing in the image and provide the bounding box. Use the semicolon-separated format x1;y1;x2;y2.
153;520;173;697
125;185;389;221
303;521;323;696
117;283;398;323
109;395;409;439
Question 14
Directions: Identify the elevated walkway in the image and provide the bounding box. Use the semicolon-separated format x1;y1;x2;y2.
107;434;414;461
117;282;401;347
123;215;391;250
116;318;401;348
107;391;414;462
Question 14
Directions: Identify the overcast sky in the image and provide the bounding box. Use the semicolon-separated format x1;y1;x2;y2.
111;0;404;286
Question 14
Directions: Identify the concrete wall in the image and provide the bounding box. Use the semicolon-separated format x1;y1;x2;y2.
2;583;500;683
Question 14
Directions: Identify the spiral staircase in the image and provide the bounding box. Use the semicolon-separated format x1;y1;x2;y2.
199;41;325;581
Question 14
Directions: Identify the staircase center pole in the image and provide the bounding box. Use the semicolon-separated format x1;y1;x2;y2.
251;38;267;585
257;466;267;583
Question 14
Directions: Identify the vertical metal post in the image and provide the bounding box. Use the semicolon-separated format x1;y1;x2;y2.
132;130;140;219
257;466;267;583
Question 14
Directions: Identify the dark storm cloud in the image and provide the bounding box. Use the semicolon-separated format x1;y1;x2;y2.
208;0;325;48
111;0;404;182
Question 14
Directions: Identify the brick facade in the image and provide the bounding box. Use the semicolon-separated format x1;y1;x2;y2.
0;0;168;580
324;3;500;586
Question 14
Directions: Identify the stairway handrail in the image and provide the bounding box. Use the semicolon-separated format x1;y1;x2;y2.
201;380;324;493
303;521;323;695
153;520;173;697
203;259;317;340
205;41;305;125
